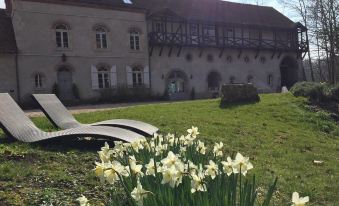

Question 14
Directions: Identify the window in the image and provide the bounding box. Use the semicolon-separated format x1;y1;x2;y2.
55;24;69;48
130;31;140;50
96;27;108;49
132;67;143;87
97;67;110;89
34;73;44;89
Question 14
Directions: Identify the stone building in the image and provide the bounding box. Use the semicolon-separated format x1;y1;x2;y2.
0;0;308;104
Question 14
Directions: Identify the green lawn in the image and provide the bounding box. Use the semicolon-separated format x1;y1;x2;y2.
0;93;338;205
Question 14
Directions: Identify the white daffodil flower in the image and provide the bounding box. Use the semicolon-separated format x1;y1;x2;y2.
76;195;90;206
232;153;253;176
130;162;144;177
191;168;207;193
213;142;223;157
196;140;207;154
131;139;144;153
187;126;200;138
94;161;111;182
131;181;151;206
161;151;179;168
145;158;157;176
205;160;219;179
221;157;233;176
161;165;179;188
104;161;127;184
291;192;309;206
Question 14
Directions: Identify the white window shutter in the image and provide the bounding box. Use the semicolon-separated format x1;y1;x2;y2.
110;65;117;88
91;66;99;90
143;66;150;88
126;66;133;88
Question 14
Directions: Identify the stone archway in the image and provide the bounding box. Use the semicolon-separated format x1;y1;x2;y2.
57;66;73;100
280;56;298;89
166;70;188;100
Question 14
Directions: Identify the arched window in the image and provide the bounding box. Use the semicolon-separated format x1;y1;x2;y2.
96;27;108;49
132;67;143;87
34;73;44;89
55;24;69;48
207;72;221;91
130;31;140;50
97;67;110;89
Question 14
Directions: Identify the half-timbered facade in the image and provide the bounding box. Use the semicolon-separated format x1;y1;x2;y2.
0;0;308;104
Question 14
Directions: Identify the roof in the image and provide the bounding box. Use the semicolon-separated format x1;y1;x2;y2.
23;0;297;29
0;9;17;53
136;0;296;29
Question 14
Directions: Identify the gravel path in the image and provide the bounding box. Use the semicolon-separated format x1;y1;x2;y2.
25;101;169;117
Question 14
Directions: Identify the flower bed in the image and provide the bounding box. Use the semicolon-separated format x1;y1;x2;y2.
79;127;309;206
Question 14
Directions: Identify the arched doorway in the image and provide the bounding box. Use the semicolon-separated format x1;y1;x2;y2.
57;67;73;100
166;70;188;100
280;56;298;89
207;71;221;91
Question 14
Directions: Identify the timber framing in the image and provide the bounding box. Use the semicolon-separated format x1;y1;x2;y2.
148;16;309;55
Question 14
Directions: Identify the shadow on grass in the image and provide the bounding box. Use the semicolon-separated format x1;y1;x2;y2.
0;134;112;152
219;100;260;109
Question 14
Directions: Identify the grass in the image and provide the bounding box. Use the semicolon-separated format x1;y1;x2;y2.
0;93;338;205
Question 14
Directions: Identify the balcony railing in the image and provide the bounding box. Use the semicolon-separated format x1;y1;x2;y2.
149;32;302;52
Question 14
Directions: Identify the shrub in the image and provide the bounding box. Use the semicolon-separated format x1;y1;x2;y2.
290;82;329;102
92;127;280;206
329;83;339;100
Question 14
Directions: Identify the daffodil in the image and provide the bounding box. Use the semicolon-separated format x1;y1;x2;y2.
104;161;128;184
161;151;179;168
205;160;219;179
130;162;144;177
196;140;207;154
131;181;151;206
232;153;253;176
187;126;200;138
131;139;144;153
191;166;207;193
161;165;179;188
145;158;157;176
213;142;223;157
94;161;111;182
76;195;90;206
291;192;309;206
221;157;233;176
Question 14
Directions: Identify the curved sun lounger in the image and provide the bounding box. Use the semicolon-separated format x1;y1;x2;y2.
0;93;142;143
32;94;159;136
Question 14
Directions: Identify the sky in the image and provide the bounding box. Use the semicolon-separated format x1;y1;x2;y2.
0;0;299;21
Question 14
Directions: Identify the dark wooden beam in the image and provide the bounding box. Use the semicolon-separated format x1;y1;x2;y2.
159;46;164;56
168;46;173;57
177;46;182;57
237;50;243;59
219;48;225;58
199;48;204;58
149;46;154;56
255;50;260;59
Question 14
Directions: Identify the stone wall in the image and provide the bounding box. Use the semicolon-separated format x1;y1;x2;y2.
0;54;18;100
